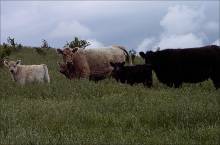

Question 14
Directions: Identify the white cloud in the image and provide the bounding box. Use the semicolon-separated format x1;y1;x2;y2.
86;39;104;48
136;38;155;52
204;21;219;33
1;2;219;49
138;5;206;51
160;5;204;35
1;6;44;45
48;21;91;39
157;5;206;49
212;39;220;46
155;33;203;49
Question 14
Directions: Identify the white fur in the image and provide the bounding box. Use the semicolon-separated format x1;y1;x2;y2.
4;60;50;85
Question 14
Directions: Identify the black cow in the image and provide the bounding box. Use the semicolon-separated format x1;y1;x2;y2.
110;62;152;87
139;45;220;89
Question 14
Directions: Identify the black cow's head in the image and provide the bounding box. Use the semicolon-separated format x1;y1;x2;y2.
139;51;154;65
110;62;125;81
110;62;125;70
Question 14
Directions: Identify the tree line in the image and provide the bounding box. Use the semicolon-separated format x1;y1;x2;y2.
0;36;136;66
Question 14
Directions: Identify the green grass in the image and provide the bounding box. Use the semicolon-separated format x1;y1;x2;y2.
0;48;219;145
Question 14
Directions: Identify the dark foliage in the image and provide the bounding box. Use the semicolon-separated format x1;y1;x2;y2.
7;36;22;51
0;44;12;67
64;37;90;49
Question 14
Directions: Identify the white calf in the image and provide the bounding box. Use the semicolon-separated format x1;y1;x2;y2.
4;60;50;85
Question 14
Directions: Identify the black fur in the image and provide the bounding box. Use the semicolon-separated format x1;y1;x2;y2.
110;62;152;87
140;45;220;89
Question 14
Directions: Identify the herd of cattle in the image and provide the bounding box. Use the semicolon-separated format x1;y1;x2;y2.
3;45;220;89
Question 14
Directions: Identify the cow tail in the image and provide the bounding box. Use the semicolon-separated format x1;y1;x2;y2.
115;45;132;65
43;64;50;83
124;49;132;65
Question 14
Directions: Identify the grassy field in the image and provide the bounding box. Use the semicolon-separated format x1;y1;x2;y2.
0;48;219;145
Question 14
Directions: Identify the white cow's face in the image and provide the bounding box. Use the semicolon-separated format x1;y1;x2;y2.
4;60;21;74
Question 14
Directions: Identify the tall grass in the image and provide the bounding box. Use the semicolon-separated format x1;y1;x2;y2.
0;48;219;145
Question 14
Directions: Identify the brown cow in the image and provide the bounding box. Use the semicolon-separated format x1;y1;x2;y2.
58;49;90;79
57;46;131;80
58;62;109;82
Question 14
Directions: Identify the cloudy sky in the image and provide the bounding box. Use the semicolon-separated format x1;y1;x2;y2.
1;1;219;52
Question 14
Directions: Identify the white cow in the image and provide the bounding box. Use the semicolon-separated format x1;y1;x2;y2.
4;60;50;85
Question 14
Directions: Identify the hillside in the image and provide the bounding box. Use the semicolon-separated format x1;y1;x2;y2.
0;48;219;145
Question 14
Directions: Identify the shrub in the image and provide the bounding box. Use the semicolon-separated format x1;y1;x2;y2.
41;39;50;50
34;47;46;56
7;36;22;51
35;39;51;55
0;44;12;67
64;37;90;49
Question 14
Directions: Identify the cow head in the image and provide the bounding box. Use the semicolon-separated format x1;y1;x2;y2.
139;51;154;65
4;60;21;74
110;62;125;79
110;62;125;70
58;62;75;79
57;47;78;63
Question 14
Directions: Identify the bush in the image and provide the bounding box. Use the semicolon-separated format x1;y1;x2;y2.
0;44;12;67
34;47;46;56
41;39;50;50
35;39;51;56
64;37;90;49
7;36;23;51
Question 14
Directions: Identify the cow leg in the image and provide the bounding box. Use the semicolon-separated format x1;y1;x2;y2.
211;79;220;89
128;80;134;86
143;81;147;87
214;83;220;89
174;81;182;88
211;69;220;89
130;83;134;86
18;79;26;85
93;79;98;83
120;79;126;84
144;80;152;88
166;82;173;87
144;82;152;88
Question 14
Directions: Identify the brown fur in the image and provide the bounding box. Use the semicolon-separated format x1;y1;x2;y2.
72;50;90;78
57;46;129;79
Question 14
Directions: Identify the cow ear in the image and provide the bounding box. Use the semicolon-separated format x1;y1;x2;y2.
57;49;63;54
110;62;115;67
16;60;21;65
3;60;9;67
72;47;78;53
139;52;146;58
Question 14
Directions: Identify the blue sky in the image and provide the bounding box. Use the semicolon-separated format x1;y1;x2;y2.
1;1;219;52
